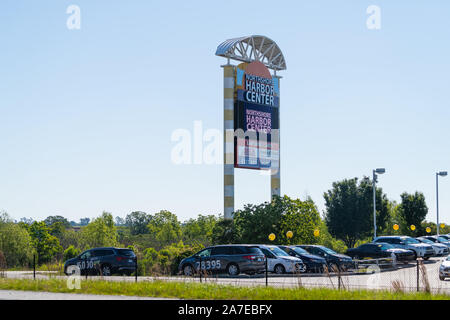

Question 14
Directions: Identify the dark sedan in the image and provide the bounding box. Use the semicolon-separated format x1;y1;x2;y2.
346;243;416;264
298;245;354;272
278;245;327;273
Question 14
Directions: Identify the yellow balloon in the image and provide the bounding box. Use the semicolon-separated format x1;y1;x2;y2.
440;223;446;229
286;231;293;239
393;224;399;231
314;230;320;237
426;227;431;233
268;233;276;241
410;225;416;231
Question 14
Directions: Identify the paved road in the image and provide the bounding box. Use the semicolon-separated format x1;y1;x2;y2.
0;290;173;300
4;258;449;294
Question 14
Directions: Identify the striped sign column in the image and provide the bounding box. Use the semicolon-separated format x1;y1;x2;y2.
271;76;281;198
223;64;235;220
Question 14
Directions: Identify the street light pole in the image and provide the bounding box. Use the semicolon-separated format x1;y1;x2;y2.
436;171;448;236
373;168;386;240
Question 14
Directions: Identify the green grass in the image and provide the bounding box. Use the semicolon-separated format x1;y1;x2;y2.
0;278;449;300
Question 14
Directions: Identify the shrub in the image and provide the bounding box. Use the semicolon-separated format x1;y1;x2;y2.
63;245;80;261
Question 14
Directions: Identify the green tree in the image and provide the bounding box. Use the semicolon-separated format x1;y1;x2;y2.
0;213;34;267
323;177;389;248
211;218;238;244
147;210;182;245
28;221;62;264
231;196;322;245
397;192;428;236
63;245;80;261
182;214;218;245
125;211;152;235
80;212;118;249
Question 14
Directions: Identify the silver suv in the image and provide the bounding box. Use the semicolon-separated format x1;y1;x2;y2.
374;236;434;260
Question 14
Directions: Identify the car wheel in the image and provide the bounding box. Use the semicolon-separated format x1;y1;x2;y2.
353;255;360;260
226;263;239;276
101;264;112;276
423;257;430;261
274;264;285;275
439;275;446;281
183;264;194;276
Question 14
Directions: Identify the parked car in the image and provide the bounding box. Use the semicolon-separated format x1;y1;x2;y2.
278;245;327;273
256;245;306;274
416;237;449;256
178;245;265;276
64;247;136;276
421;235;450;248
298;245;353;272
373;236;434;260
345;242;415;264
439;255;450;281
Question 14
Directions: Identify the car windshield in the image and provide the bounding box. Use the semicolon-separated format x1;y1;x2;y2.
378;243;393;250
266;246;289;257
403;238;420;244
292;247;309;255
438;237;450;243
418;238;433;245
447;256;450;261
321;247;337;255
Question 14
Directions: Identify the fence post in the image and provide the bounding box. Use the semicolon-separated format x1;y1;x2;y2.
135;256;138;283
33;253;36;280
416;259;420;292
265;256;268;287
199;255;202;283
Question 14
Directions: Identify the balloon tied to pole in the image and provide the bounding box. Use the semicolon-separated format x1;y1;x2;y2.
313;229;320;237
426;227;431;233
393;224;399;231
410;225;416;231
268;233;276;241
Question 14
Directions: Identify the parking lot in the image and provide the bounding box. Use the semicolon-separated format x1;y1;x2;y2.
4;257;449;295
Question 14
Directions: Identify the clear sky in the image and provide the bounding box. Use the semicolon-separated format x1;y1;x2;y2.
1;1;449;225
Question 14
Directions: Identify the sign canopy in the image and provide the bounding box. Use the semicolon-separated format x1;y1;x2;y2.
215;35;287;71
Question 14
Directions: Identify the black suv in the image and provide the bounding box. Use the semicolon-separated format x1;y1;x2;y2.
64;247;136;276
178;245;265;276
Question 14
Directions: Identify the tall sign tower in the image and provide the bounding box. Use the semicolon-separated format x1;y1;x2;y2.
216;36;287;219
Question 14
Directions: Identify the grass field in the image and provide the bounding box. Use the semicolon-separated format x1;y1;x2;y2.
0;278;449;300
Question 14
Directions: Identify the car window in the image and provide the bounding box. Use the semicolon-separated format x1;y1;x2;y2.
93;249;115;257
197;249;212;257
322;247;337;255
403;238;420;244
379;243;393;250
261;248;275;258
292;247;308;255
245;247;263;254
211;246;232;255
116;249;136;257
418;238;433;245
266;246;289;257
438;237;449;242
79;251;91;259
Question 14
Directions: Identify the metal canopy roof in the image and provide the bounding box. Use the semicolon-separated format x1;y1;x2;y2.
216;35;286;71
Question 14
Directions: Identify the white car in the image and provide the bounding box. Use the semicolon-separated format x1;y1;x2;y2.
422;235;450;249
257;245;306;274
416;237;449;256
439;256;450;281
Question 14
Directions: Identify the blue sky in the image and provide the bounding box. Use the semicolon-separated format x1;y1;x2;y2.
1;1;449;226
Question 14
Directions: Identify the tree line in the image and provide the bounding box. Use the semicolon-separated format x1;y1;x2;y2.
0;175;447;274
